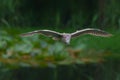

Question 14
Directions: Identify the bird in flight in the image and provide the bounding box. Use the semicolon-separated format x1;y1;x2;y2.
20;28;112;44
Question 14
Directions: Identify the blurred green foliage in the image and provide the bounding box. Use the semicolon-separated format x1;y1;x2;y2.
0;27;119;67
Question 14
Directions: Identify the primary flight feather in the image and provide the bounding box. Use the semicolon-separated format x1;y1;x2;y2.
20;28;112;44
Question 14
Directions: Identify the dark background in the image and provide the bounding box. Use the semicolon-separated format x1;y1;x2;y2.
0;0;120;29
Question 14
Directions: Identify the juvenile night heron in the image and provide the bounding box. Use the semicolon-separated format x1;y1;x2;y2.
20;28;112;44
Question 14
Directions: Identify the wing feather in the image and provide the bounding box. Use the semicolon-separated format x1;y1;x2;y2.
71;28;112;38
20;30;62;39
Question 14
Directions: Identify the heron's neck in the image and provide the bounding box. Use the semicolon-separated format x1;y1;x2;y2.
62;34;71;44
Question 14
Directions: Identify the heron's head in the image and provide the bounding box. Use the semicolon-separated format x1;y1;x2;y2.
62;34;71;44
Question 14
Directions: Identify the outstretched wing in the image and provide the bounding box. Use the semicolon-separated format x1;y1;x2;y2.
20;30;62;39
71;28;112;38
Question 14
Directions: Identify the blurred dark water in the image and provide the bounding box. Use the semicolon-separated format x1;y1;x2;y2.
0;59;120;80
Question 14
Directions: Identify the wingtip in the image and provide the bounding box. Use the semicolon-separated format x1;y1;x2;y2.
108;33;113;37
19;34;26;37
104;33;113;37
19;33;31;37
